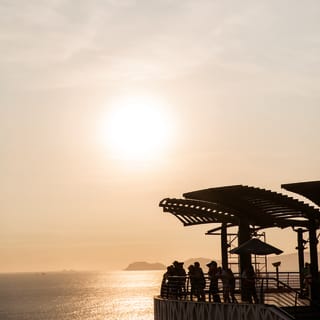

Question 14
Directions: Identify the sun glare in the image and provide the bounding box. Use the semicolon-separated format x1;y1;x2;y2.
100;95;173;162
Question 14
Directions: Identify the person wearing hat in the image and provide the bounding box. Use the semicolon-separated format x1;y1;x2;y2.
207;260;221;303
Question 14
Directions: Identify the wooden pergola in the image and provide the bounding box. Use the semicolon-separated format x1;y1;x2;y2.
159;182;320;302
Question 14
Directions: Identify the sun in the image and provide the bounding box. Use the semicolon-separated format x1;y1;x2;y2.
100;95;173;161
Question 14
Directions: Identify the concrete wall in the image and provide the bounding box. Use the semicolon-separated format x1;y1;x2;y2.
154;296;293;320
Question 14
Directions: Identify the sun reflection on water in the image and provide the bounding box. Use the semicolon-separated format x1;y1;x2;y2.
0;270;164;320
96;271;163;320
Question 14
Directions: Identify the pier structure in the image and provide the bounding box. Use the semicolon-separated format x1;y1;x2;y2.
156;181;320;320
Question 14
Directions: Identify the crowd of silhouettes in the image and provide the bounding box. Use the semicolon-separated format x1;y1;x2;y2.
206;261;237;303
188;261;206;301
161;260;249;304
160;261;186;299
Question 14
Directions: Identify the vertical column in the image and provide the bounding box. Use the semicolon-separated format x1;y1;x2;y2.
296;228;305;294
221;223;228;270
238;218;251;301
308;224;319;303
238;218;251;274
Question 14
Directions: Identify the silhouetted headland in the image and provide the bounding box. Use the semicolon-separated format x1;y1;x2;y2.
124;261;166;271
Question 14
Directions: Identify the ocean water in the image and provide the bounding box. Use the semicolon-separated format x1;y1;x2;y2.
0;270;163;320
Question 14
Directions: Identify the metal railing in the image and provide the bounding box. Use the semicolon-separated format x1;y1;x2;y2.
257;276;310;307
257;272;301;290
160;272;310;308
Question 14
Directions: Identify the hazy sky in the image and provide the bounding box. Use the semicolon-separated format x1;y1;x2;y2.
1;0;320;272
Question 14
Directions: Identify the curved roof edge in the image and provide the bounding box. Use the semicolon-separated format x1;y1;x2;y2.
160;184;320;230
282;180;320;207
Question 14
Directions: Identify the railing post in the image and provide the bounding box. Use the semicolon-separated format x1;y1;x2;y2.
259;278;265;304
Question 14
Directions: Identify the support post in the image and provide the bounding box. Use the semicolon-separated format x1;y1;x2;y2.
308;224;319;303
221;223;228;270
238;218;251;274
296;228;305;295
238;218;251;301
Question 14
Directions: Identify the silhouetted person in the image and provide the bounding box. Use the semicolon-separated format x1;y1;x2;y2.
302;262;312;296
173;261;186;299
227;268;237;303
207;260;221;302
221;268;237;303
192;261;206;301
161;265;175;298
242;265;259;303
188;264;196;300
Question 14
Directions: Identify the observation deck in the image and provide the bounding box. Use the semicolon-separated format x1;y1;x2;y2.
155;181;320;320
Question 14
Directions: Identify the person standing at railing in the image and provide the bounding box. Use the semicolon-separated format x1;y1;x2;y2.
188;264;196;300
191;262;206;301
302;262;312;297
160;265;175;298
207;261;221;303
220;268;237;303
227;268;237;303
241;265;259;304
173;261;186;299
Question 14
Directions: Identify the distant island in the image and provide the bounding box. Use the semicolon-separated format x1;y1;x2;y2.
124;261;166;271
124;258;213;271
124;252;320;272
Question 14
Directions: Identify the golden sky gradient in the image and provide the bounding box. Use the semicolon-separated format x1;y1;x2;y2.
1;0;320;272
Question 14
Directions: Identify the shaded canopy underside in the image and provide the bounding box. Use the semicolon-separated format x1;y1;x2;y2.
159;185;320;231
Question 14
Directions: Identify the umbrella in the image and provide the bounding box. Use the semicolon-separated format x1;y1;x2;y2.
230;238;283;255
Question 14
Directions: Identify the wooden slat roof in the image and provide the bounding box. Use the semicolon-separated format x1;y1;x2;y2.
159;198;239;227
282;180;320;207
159;185;320;230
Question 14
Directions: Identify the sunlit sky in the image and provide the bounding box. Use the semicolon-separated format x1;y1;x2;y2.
1;0;320;272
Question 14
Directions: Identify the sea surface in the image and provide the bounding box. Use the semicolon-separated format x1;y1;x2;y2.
0;270;163;320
